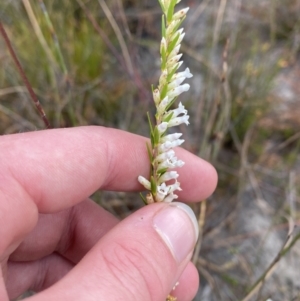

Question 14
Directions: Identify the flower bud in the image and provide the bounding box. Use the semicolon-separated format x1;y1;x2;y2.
138;176;151;190
173;7;189;20
153;89;160;105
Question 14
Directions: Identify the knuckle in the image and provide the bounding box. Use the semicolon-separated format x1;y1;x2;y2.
101;241;166;301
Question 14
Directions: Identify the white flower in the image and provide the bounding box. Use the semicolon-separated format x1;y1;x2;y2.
156;149;175;162
168;84;190;100
157;157;185;169
157;122;168;133
164;192;178;203
160;133;182;143
168;181;182;193
172;67;193;80
168;77;186;90
168;115;190;127
156;183;169;202
168;102;187;118
158;139;184;152
159;171;179;183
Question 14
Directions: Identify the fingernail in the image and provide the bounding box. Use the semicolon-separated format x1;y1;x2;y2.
153;202;199;263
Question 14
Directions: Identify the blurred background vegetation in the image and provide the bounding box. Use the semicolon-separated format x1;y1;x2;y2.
1;0;300;300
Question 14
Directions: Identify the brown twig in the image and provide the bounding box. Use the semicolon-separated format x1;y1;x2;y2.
240;230;300;301
0;21;50;129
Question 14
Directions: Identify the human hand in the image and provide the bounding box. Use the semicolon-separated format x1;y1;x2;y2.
1;126;217;301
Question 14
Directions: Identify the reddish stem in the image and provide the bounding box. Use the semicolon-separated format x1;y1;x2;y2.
0;21;50;129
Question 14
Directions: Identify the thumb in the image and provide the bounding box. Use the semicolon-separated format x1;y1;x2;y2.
30;202;199;301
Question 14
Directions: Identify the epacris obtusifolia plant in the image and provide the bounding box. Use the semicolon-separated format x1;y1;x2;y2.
138;0;193;205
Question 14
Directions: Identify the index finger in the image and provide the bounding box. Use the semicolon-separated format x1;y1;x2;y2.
0;126;217;213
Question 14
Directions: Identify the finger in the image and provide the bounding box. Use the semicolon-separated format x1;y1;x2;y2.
1;126;217;213
10;199;119;263
6;254;73;300
172;262;199;301
0;126;216;258
27;202;199;301
6;260;197;301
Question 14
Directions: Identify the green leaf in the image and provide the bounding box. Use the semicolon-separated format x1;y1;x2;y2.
161;44;167;68
150;176;157;195
150;132;155;147
167;64;179;81
146;142;153;162
163;111;174;123
153;126;160;146
167;0;177;23
162;15;166;38
157;167;168;175
139;193;148;205
160;84;168;100
147;112;154;135
165;98;177;112
172;16;186;33
167;31;180;56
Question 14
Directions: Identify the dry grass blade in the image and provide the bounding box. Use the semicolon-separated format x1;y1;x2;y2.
0;86;29;97
0;103;37;130
22;0;58;70
192;200;207;264
97;0;134;76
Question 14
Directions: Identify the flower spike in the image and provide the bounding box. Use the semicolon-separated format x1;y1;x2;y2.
138;0;193;203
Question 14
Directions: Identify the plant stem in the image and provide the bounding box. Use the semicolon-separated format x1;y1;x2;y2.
0;21;50;129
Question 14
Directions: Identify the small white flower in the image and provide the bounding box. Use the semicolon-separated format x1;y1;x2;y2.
156;149;175;162
172;67;193;80
157;157;185;169
161;133;182;143
164;192;178;202
157;122;168;133
168;115;190;127
169;181;182;193
168;76;186;90
138;176;151;190
158;140;173;152
159;171;179;183
168;102;187;118
168;84;190;99
158;139;184;152
156;184;168;202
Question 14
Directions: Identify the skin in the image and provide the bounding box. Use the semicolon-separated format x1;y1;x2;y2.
0;126;217;301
